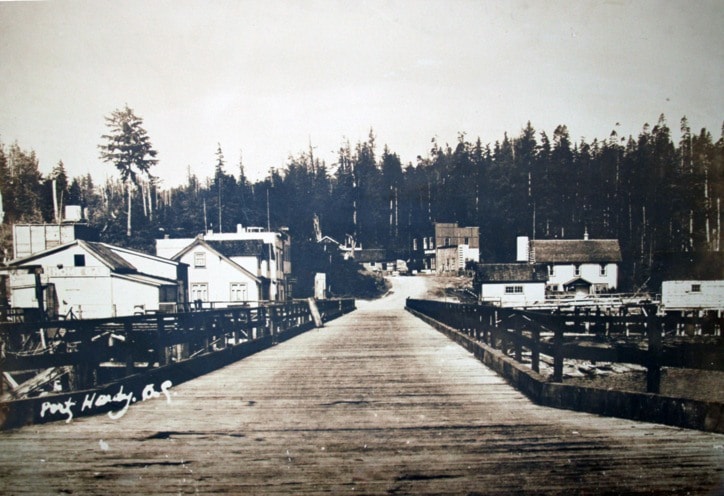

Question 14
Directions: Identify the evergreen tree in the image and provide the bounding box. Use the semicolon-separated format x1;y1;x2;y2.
98;105;158;237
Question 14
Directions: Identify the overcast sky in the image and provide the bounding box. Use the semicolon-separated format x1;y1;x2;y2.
1;0;722;188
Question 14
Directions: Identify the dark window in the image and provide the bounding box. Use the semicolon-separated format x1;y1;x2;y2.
74;254;86;267
159;285;177;302
691;284;701;293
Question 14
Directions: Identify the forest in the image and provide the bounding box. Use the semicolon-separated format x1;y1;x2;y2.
1;110;722;294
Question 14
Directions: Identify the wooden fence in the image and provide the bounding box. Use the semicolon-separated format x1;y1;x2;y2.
0;298;355;399
406;299;723;394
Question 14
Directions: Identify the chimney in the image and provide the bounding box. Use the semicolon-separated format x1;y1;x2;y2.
516;236;530;262
237;224;243;233
583;227;589;241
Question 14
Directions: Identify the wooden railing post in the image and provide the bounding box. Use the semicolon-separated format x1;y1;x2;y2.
493;310;499;348
269;306;277;343
156;315;168;366
646;306;662;394
552;323;564;382
125;320;134;375
531;324;540;374
514;314;522;362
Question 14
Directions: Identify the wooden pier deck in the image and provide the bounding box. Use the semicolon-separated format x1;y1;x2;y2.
0;278;722;494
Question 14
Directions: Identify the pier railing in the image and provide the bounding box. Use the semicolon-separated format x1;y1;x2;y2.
0;298;355;399
406;298;723;394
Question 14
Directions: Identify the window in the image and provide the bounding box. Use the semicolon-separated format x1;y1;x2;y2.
505;285;524;294
74;254;86;267
600;264;607;276
574;265;581;277
464;237;469;245
159;285;177;303
230;283;248;302
548;265;554;276
691;284;701;293
194;252;206;268
191;283;208;302
445;237;451;246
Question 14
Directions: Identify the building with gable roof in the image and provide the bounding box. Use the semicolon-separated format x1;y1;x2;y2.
156;225;291;305
165;237;263;306
517;234;622;295
5;240;187;319
474;263;548;307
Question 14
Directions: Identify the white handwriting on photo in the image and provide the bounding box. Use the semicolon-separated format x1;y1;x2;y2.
39;380;173;423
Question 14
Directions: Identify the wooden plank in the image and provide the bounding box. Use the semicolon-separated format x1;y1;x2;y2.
0;278;721;494
307;297;323;327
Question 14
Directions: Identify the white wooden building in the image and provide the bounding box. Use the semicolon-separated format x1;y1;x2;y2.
517;235;622;294
7;240;187;319
156;225;292;305
163;237;263;306
475;263;548;307
661;280;724;311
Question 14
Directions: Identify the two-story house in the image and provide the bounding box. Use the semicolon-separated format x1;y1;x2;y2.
156;225;292;306
517;233;622;295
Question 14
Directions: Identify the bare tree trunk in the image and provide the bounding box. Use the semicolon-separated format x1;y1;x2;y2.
127;181;132;237
148;182;154;222
52;179;59;223
141;181;148;219
717;197;721;251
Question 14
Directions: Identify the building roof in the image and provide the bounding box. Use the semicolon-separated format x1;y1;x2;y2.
318;235;341;246
113;272;178;287
476;263;548;283
206;240;269;260
172;238;261;283
9;240;138;273
354;249;389;263
83;242;137;273
530;239;622;263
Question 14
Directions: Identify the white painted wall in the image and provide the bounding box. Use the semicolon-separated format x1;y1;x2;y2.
156;228;291;301
110;246;179;280
111;276;164;316
179;245;260;305
480;282;546;308
547;263;619;291
662;280;724;311
516;236;529;262
10;266;116;319
9;244;181;318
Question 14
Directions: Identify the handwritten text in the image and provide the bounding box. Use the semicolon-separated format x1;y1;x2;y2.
40;380;172;423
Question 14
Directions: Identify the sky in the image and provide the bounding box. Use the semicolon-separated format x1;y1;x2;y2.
0;0;722;188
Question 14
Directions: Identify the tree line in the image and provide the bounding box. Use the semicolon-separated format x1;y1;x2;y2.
1;107;722;293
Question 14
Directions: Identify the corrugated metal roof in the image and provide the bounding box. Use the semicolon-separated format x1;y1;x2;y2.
530;239;622;263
